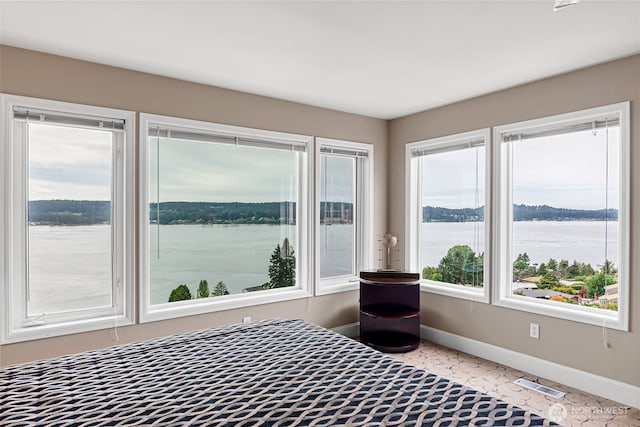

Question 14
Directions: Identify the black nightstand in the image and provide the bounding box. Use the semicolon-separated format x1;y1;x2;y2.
359;270;420;353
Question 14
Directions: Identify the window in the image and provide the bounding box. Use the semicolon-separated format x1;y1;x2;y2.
406;129;491;303
494;102;630;330
0;94;135;343
316;138;373;295
139;114;312;323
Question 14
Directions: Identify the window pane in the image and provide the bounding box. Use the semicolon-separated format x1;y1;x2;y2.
420;146;485;287
510;127;619;311
149;136;299;304
27;123;113;315
319;155;356;278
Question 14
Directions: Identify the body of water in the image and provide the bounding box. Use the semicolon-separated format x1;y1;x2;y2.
28;225;112;314
27;221;618;311
150;224;296;304
421;221;618;269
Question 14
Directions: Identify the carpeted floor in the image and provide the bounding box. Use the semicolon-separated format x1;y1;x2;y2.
389;340;640;426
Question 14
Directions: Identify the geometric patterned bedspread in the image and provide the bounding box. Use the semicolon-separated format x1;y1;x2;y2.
1;319;556;426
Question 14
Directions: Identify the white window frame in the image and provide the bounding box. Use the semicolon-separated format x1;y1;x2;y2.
315;138;374;295
0;94;135;344
139;113;314;323
406;128;491;303
493;102;630;331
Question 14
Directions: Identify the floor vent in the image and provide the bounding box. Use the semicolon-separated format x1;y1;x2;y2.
513;378;566;399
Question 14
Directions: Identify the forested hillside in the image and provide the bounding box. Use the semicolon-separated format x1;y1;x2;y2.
423;204;617;222
28;200;617;225
29;200;111;225
148;201;294;224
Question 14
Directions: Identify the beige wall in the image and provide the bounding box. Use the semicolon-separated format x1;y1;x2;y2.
0;45;388;365
389;54;640;387
1;44;638;391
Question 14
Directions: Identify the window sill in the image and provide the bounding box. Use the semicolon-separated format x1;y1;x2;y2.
315;276;359;296
2;314;134;344
420;280;490;303
140;286;312;324
494;294;627;331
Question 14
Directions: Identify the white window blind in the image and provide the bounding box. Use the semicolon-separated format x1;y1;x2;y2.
148;126;307;152
501;118;620;142
13;106;126;131
410;138;485;158
319;146;369;158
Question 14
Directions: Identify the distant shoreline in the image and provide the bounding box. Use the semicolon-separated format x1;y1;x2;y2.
28;200;618;226
29;219;619;228
423;204;618;223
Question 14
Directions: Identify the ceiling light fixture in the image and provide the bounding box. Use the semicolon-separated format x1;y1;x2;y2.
553;0;581;12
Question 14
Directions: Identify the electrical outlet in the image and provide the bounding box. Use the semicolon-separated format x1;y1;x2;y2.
242;316;252;324
529;323;540;339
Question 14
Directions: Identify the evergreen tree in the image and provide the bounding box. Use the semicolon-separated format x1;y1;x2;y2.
537;272;560;289
537;262;548;276
600;259;617;274
281;238;296;288
566;260;581;278
579;263;595;277
197;279;210;298
265;244;282;289
212;281;230;296
168;284;192;302
557;259;569;279
263;238;296;289
512;252;531;281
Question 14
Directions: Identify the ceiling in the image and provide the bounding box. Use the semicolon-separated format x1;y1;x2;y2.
1;1;639;120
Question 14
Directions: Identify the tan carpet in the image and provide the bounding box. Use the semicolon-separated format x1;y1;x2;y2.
389;340;640;426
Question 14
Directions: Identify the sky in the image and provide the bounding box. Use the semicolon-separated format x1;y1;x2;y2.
421;127;620;211
421;146;485;210
148;139;355;203
28;123;356;204
149;136;300;203
28;122;619;211
28;123;303;203
319;155;355;203
29;123;112;201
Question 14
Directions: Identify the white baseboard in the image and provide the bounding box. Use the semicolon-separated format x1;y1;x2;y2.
331;322;359;338
332;321;640;409
420;325;640;410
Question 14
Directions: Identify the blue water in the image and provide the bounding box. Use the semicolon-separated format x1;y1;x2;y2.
422;220;618;269
27;221;618;312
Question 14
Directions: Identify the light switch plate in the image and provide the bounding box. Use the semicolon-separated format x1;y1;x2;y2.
529;323;540;339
